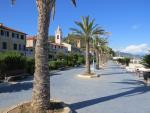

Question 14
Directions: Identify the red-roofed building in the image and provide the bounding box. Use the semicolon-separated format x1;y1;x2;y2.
0;23;27;55
26;36;68;57
26;26;82;58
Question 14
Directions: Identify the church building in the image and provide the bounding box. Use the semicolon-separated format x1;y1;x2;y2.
26;26;82;57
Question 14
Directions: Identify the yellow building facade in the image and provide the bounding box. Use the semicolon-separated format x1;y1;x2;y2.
0;23;26;55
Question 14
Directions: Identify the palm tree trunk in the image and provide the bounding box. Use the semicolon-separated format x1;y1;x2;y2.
101;53;104;66
96;49;99;69
98;53;101;68
32;0;52;112
102;53;105;65
85;39;91;74
99;49;102;68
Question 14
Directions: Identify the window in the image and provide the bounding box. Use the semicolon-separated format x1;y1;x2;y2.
48;55;53;59
19;44;21;50
12;33;15;38
57;35;59;39
23;45;26;51
2;42;7;49
6;31;9;37
21;35;24;40
16;34;19;39
1;30;4;36
13;44;17;50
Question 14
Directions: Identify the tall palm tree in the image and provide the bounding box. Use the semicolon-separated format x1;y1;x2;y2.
93;35;105;69
98;38;108;68
71;16;102;74
102;46;109;64
11;0;76;112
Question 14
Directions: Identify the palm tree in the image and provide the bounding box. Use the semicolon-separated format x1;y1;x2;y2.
108;48;115;58
98;38;108;68
93;35;105;69
11;0;76;112
71;16;102;74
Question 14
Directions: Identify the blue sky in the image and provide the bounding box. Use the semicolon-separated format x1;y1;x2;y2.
0;0;150;54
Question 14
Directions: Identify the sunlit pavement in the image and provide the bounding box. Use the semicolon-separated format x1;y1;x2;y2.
0;61;150;113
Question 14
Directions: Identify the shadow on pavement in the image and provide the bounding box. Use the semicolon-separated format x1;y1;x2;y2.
105;66;124;69
100;72;133;76
69;79;150;111
49;66;85;77
49;72;62;76
112;79;146;86
0;81;33;93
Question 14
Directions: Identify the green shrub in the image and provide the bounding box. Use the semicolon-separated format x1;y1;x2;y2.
26;58;35;74
0;51;26;71
66;53;85;66
124;58;130;66
55;52;66;60
53;52;85;67
66;53;75;66
49;52;85;70
0;59;6;79
77;55;85;65
48;59;70;70
0;51;26;79
49;61;58;70
117;57;130;66
141;54;150;68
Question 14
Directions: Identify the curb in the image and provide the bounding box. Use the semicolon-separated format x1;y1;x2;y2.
77;74;100;78
3;100;72;113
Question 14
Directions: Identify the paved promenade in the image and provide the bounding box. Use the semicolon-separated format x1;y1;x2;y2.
0;61;150;113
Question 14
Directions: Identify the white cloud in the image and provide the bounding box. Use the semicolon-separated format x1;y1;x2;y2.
121;43;150;55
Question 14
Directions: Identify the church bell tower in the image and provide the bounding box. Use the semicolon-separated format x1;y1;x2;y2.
55;26;62;44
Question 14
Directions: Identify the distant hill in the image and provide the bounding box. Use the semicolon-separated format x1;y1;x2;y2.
115;51;143;59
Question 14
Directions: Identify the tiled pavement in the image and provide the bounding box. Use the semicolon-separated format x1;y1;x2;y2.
0;61;150;113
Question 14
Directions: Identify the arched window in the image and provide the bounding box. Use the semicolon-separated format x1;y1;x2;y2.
57;35;59;39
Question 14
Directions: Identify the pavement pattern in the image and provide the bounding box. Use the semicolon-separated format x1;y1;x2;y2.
0;61;150;113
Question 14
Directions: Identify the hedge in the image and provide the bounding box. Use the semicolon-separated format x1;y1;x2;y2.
0;51;85;80
0;52;34;80
117;57;130;66
141;54;150;68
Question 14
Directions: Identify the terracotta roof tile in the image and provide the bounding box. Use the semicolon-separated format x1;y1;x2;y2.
26;36;37;40
27;36;67;48
0;24;27;34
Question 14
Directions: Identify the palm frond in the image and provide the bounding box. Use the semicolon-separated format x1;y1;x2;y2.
75;21;86;33
86;16;90;30
81;16;87;31
71;0;76;7
51;0;76;20
11;0;16;5
51;0;56;21
88;19;95;31
92;28;102;35
71;16;107;42
70;28;83;35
